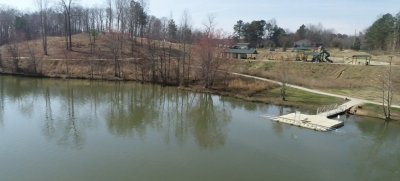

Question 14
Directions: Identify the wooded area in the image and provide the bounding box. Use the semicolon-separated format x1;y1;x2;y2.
0;0;233;88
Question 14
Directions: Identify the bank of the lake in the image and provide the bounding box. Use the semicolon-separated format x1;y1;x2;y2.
352;103;400;122
3;69;398;122
1;68;345;113
1;44;396;121
181;86;346;113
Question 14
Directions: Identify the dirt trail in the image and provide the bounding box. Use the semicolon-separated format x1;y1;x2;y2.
231;72;400;109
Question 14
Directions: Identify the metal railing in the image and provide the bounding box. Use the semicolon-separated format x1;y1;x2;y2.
316;104;348;116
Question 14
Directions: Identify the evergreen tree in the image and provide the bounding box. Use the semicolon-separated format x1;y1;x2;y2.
167;19;177;41
241;20;266;48
351;37;361;50
233;20;244;41
295;24;307;40
365;13;396;50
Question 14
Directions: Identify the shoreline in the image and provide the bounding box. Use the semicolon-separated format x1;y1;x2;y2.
1;70;397;123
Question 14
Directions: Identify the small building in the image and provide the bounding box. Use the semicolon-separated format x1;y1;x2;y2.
224;43;258;59
294;39;312;47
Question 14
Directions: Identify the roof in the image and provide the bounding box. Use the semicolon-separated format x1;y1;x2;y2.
232;43;251;49
236;43;250;46
294;39;312;47
295;39;311;42
225;48;258;54
352;55;371;58
295;47;312;51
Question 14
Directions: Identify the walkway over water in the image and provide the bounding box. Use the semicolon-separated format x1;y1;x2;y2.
317;99;364;117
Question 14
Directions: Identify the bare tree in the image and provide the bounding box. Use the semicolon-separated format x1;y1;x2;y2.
0;51;2;69
84;8;98;55
106;0;113;31
380;58;395;121
115;0;125;32
278;61;289;101
178;10;192;86
97;8;105;32
60;0;74;50
62;47;70;75
36;0;49;55
104;31;122;77
203;14;216;38
194;15;231;88
7;43;20;72
26;42;41;74
7;31;23;73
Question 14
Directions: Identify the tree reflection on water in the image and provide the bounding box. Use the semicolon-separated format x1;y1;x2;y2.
57;84;84;149
106;83;161;137
187;94;231;149
0;77;4;126
42;88;55;140
104;82;232;149
0;76;234;149
353;117;400;180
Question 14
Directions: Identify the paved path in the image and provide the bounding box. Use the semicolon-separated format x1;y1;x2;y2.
231;72;400;109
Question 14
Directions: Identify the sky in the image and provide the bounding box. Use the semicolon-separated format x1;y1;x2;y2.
0;0;399;35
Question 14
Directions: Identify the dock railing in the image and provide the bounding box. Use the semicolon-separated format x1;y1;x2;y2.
316;104;348;116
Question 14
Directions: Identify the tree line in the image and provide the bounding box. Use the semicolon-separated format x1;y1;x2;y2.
233;19;358;50
1;0;399;53
0;0;152;49
233;11;400;52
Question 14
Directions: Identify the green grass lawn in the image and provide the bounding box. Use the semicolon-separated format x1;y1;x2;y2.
357;103;400;121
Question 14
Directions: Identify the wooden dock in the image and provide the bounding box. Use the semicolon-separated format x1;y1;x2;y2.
270;113;344;132
265;100;362;132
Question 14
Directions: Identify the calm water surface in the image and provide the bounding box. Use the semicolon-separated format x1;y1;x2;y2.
0;76;399;181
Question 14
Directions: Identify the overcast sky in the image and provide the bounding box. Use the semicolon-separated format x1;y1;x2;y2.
1;0;399;35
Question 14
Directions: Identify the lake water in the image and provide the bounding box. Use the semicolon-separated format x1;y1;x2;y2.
0;76;399;181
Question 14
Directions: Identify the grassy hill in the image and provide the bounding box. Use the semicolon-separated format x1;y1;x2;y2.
236;61;400;104
0;33;184;81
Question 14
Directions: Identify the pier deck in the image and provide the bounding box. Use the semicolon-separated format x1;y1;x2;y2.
272;113;344;132
267;100;362;132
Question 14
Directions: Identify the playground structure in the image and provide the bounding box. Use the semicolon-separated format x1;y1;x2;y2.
311;46;333;63
295;46;332;63
294;47;312;61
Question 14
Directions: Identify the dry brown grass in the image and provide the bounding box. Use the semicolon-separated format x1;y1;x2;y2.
236;61;400;104
255;47;400;65
257;49;297;61
227;78;274;91
0;33;182;60
0;33;186;81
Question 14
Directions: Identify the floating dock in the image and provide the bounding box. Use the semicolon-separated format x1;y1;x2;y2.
266;100;362;132
271;113;344;132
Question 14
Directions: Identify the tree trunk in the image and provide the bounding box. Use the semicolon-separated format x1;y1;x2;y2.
68;13;72;50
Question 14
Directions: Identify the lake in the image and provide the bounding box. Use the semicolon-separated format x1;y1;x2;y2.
0;76;399;181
